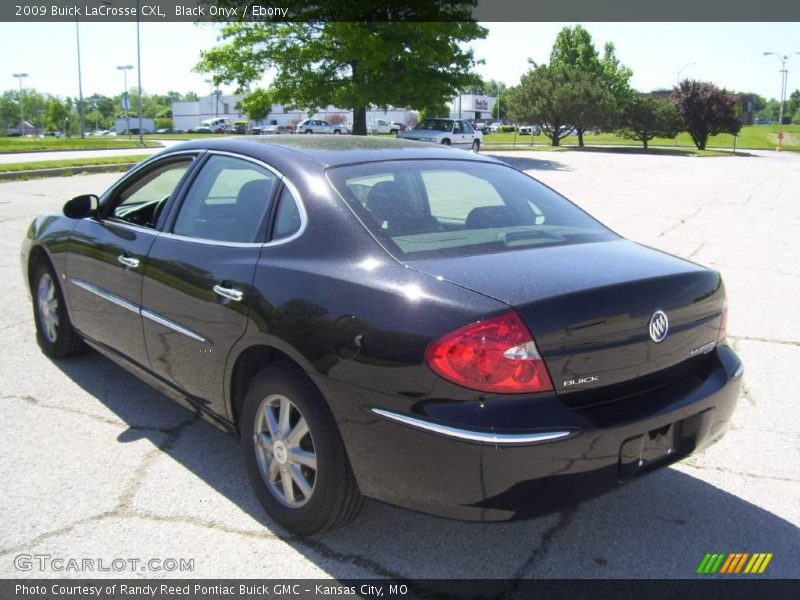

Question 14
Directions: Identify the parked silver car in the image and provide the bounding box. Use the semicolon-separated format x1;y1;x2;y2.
398;118;483;151
297;119;344;135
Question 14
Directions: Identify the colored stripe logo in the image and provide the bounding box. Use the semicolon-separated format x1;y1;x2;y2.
697;553;773;574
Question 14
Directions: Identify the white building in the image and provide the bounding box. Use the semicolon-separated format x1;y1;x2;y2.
449;94;496;122
171;95;417;131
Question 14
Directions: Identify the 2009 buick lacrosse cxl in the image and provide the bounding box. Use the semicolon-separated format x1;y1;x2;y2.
22;136;743;534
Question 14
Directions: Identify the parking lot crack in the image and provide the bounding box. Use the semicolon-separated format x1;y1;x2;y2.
0;394;128;427
509;506;580;582
114;413;203;513
682;462;799;483
728;335;800;347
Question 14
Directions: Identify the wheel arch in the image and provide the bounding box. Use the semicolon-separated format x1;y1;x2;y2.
27;244;58;295
227;342;317;436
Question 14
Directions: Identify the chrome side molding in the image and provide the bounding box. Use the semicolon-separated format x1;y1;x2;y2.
370;407;572;446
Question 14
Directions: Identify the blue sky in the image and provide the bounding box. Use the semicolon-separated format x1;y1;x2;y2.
1;21;798;99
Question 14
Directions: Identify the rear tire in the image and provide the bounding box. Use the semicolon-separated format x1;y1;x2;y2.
304;130;313;135
240;363;364;535
442;139;451;146
31;261;85;358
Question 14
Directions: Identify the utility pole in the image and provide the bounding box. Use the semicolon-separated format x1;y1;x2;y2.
12;73;28;135
763;52;800;151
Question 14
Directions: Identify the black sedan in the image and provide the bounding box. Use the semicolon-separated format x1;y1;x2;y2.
21;136;743;534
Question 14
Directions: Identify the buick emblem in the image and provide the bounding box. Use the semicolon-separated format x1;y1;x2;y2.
648;310;669;343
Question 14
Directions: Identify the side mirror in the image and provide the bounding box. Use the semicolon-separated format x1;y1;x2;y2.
63;194;98;219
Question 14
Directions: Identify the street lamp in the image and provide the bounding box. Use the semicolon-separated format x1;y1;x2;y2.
763;51;800;151
677;62;697;86
117;65;134;137
12;73;28;136
76;21;85;138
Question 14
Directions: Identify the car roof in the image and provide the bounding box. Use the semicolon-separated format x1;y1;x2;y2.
164;135;501;168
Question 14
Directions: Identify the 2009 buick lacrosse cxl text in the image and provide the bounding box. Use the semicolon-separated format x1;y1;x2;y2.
21;136;742;534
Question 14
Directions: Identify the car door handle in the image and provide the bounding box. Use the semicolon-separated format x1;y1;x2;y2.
117;255;140;269
213;284;243;302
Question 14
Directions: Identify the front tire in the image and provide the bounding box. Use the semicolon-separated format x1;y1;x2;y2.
471;139;481;152
241;364;364;535
31;261;85;358
441;139;451;146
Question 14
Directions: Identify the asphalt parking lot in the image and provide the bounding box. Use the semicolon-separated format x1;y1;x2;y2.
0;148;798;582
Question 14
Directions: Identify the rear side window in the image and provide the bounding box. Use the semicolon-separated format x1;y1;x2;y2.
327;160;616;260
173;155;278;243
272;187;303;240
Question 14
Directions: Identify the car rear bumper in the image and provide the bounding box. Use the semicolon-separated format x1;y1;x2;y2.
312;345;743;522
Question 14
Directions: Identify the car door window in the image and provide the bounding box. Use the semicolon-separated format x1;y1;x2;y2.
463;122;474;134
453;121;463;133
173;155;279;243
110;159;193;228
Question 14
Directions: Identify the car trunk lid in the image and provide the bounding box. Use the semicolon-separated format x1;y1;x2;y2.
407;240;725;405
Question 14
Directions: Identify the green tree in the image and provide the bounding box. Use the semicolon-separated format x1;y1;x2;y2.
547;25;633;144
787;89;800;120
760;98;781;122
616;96;682;149
239;88;273;122
508;65;588;146
671;80;742;150
197;3;486;135
183;91;199;102
45;97;69;132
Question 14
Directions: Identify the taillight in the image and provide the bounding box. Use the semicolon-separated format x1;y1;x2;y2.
425;311;553;394
717;285;728;344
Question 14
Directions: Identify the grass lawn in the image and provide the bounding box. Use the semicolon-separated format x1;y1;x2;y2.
0;154;149;173
482;124;800;152
0;137;160;152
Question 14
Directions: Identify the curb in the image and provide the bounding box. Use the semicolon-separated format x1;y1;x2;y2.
0;144;159;155
0;163;136;181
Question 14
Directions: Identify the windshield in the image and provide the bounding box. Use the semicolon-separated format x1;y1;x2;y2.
415;119;453;132
327;160;616;260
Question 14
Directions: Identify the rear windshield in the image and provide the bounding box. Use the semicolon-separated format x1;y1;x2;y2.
327;159;616;260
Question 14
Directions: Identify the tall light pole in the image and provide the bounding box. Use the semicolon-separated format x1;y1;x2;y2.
135;0;144;146
12;73;28;136
204;79;213;118
763;51;800;151
677;62;697;86
117;65;133;137
76;21;85;138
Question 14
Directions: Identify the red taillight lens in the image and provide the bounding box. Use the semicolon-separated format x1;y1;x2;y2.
425;311;553;394
717;286;728;344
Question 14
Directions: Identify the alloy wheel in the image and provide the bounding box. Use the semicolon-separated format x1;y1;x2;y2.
37;272;59;344
253;393;317;508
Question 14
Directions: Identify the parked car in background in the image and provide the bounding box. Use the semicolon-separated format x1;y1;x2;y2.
398;118;483;151
297;119;343;135
155;128;175;135
201;118;232;134
260;125;296;135
518;125;542;135
188;126;213;134
488;122;504;133
369;119;406;135
22;136;741;535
